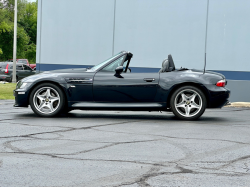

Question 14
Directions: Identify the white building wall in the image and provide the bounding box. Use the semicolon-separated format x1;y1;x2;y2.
36;0;250;101
37;0;115;68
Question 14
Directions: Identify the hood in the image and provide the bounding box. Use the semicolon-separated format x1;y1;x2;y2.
42;68;87;74
21;68;90;83
21;73;65;83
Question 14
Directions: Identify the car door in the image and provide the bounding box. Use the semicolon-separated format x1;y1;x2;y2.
23;65;35;77
16;64;25;79
93;56;159;102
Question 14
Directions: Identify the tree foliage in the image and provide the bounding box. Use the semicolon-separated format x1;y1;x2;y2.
0;0;37;63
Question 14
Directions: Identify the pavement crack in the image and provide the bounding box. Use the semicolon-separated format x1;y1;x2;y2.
117;165;250;187
217;155;250;169
92;128;250;145
0;151;173;168
0;120;140;139
55;139;162;156
243;163;250;172
4;138;162;156
3;140;25;152
6;122;73;129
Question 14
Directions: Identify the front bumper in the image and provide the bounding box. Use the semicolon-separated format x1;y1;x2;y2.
13;89;29;107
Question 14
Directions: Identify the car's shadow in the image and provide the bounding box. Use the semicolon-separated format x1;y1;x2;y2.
16;111;230;123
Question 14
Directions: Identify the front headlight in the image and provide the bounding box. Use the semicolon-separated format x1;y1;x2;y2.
16;82;29;89
20;83;28;89
16;81;22;89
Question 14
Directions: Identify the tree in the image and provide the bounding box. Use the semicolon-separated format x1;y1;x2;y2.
19;1;37;44
19;1;37;62
0;0;37;63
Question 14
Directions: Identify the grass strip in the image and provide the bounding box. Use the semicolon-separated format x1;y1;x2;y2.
0;83;16;100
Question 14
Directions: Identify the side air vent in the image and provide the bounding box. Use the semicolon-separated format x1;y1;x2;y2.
65;78;93;83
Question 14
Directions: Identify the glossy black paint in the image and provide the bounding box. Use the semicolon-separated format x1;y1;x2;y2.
93;72;159;102
14;51;230;111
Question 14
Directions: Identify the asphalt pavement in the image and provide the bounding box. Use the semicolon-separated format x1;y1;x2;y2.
0;100;250;187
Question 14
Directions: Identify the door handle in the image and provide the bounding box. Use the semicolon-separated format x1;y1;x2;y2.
144;78;155;82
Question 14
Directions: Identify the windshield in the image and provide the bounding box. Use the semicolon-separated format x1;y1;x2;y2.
87;52;124;72
0;63;7;69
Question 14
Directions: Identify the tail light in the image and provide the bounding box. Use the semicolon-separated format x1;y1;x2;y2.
216;79;226;87
4;64;9;74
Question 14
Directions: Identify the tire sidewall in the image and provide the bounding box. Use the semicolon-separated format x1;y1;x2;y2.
170;86;207;120
29;83;65;117
8;76;18;83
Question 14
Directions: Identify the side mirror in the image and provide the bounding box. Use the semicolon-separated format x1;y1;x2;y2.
115;66;123;74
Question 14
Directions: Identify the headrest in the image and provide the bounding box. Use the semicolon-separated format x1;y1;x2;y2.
168;54;175;71
159;59;169;73
159;54;176;73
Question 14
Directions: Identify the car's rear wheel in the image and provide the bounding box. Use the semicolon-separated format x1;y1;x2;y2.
8;76;18;83
29;83;65;117
170;86;207;120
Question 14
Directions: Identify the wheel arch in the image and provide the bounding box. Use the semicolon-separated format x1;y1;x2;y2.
166;82;210;108
28;80;69;106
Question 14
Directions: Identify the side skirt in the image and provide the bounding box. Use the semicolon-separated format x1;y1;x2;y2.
70;102;167;111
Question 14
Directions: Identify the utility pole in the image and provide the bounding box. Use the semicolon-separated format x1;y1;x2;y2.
12;0;17;83
203;0;209;74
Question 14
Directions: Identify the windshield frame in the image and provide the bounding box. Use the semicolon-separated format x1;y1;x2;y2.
87;51;127;72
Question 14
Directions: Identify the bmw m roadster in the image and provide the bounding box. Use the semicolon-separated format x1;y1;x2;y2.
14;51;230;120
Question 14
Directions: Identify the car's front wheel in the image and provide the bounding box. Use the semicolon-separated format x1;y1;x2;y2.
29;83;65;117
170;86;207;120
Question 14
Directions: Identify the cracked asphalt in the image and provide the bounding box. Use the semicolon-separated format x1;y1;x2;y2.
0;100;250;187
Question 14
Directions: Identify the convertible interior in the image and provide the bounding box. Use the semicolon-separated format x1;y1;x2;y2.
123;54;179;73
159;54;176;73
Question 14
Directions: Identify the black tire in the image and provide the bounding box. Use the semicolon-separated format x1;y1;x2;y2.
8;76;18;83
29;83;66;117
170;86;207;120
61;107;73;115
8;77;12;83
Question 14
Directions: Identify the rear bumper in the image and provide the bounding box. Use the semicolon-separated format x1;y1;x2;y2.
13;89;29;107
207;87;231;108
0;75;11;82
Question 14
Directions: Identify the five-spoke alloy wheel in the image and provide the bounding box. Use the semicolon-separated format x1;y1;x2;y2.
29;83;65;117
170;86;206;120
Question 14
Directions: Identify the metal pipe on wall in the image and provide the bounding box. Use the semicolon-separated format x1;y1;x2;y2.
12;0;17;83
112;0;116;56
204;0;210;74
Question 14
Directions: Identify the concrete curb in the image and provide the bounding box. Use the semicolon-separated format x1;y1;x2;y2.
225;102;250;108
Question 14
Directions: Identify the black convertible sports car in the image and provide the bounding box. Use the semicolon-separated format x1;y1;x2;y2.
14;51;230;120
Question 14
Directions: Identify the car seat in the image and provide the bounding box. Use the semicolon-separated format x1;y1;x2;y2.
159;54;175;73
